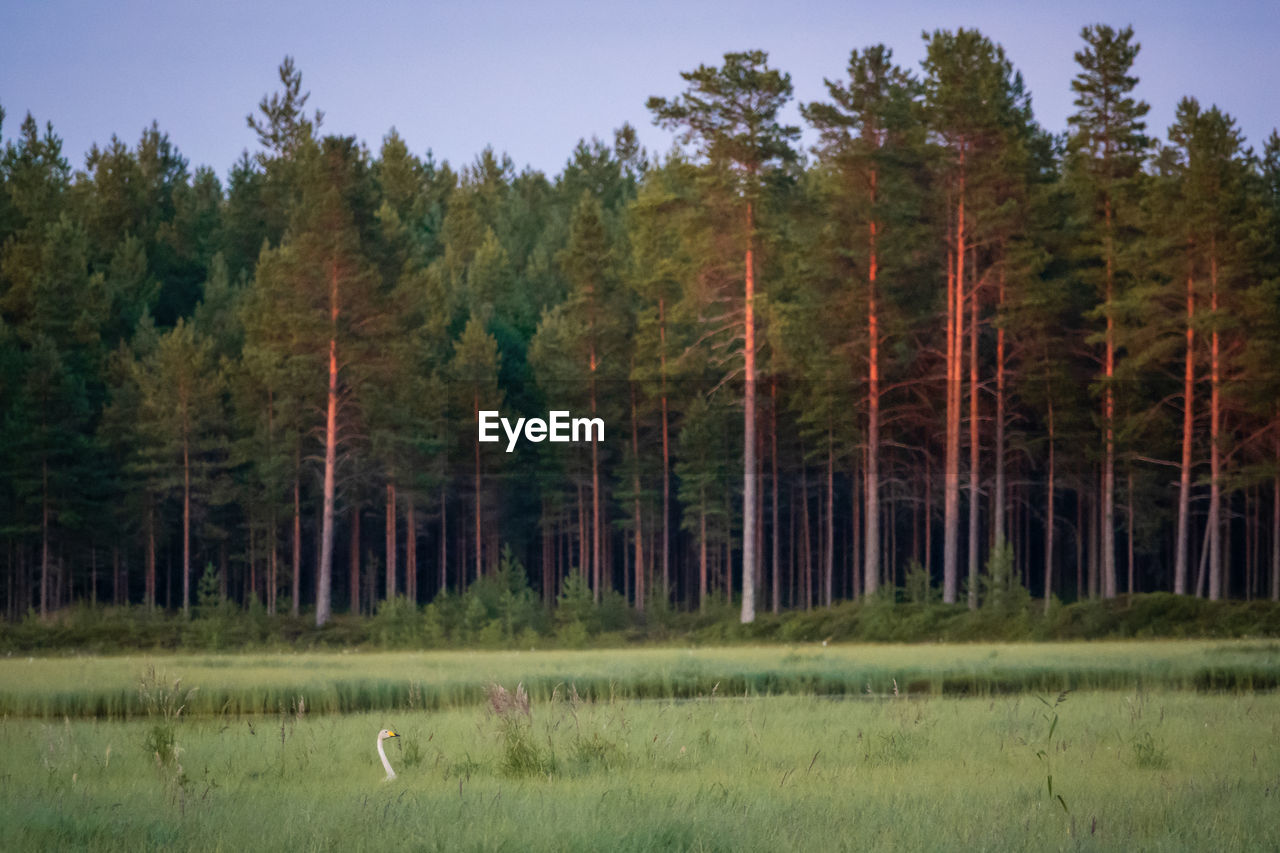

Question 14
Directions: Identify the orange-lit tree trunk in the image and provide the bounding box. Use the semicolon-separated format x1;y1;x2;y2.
315;262;339;627
742;198;759;622
865;178;881;598
943;170;965;604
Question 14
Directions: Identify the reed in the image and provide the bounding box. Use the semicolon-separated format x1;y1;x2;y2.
1;640;1276;718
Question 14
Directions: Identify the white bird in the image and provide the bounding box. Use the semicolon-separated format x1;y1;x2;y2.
377;728;400;780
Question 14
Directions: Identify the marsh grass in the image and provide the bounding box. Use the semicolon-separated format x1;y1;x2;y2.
3;639;1277;719
1129;729;1170;769
486;682;549;777
1;691;1275;851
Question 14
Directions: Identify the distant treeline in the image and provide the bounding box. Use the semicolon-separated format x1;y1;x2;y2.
2;26;1279;627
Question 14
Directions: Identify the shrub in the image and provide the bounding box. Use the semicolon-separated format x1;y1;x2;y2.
370;596;423;648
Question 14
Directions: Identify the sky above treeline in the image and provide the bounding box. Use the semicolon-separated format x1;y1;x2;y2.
2;0;1277;178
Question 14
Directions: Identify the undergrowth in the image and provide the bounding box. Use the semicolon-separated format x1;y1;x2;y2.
4;592;1278;654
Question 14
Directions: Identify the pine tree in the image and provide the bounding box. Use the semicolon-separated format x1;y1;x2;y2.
1161;100;1255;599
245;136;388;626
649;50;799;622
131;319;225;616
449;314;503;586
627;157;700;605
922;29;1035;606
803;44;925;597
1065;24;1150;599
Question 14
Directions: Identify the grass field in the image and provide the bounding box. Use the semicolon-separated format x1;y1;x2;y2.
2;690;1277;851
2;639;1277;717
2;642;1277;850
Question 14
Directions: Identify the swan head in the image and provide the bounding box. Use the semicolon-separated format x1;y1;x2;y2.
378;729;399;742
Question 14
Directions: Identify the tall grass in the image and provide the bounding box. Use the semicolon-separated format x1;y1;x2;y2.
1;640;1276;718
1;691;1275;851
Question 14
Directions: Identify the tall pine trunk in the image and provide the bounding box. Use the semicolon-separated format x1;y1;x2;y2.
350;506;360;614
316;260;340;627
825;432;834;607
630;382;645;611
659;297;672;601
182;429;191;617
406;498;416;604
943;166;965;604
1272;424;1279;602
385;482;397;599
967;244;980;610
473;392;482;585
865;184;881;598
742;199;758;622
439;483;447;595
41;461;49;617
1209;248;1222;600
590;374;601;602
995;268;1007;553
1175;269;1195;594
1044;399;1056;613
771;377;781;613
1102;200;1118;599
147;497;157;610
698;491;708;609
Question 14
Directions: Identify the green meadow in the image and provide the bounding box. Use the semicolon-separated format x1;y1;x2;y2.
0;639;1276;717
2;641;1277;850
3;690;1277;851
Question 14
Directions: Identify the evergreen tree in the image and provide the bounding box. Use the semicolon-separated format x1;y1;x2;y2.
1065;24;1150;599
131;319;226;616
245;136;389;625
449;314;503;585
922;28;1036;606
803;44;926;597
649;50;799;622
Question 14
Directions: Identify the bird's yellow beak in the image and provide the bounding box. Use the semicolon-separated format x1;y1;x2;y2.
388;730;399;738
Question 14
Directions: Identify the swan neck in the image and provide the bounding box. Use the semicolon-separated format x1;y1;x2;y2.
377;736;396;780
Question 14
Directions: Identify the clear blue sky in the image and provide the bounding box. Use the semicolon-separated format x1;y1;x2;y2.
2;0;1277;179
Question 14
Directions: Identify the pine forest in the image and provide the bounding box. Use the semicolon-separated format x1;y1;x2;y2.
5;26;1280;633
